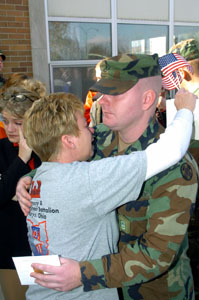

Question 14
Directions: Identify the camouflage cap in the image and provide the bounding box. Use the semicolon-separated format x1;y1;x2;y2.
169;39;199;61
89;53;161;95
0;50;6;61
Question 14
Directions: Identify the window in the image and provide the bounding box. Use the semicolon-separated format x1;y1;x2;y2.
51;65;97;102
49;22;111;60
49;21;111;101
174;26;199;44
117;24;168;56
30;0;199;100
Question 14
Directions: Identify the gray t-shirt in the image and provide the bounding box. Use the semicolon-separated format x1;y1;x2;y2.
26;151;146;300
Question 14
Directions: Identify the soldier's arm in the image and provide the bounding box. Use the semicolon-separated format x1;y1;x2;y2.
80;157;198;290
16;169;37;215
30;157;198;292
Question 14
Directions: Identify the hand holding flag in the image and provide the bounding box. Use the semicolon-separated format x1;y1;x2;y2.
158;53;193;90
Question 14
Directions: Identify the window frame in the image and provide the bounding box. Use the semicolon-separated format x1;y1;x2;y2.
43;0;199;94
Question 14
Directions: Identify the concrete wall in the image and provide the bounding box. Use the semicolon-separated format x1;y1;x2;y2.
28;0;50;91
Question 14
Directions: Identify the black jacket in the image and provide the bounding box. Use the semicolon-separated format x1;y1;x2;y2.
0;137;41;268
0;75;5;88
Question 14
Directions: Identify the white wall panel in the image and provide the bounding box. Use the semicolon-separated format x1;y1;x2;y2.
175;0;199;22
47;0;111;18
117;0;169;21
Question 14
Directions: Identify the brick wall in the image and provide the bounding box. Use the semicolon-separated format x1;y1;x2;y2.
0;0;32;80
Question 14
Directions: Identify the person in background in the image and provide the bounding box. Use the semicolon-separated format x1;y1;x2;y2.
0;119;7;139
0;75;46;141
169;38;199;298
84;90;98;124
169;39;199;164
0;50;6;88
17;54;198;300
156;87;167;127
0;86;43;300
0;73;29;139
84;60;104;125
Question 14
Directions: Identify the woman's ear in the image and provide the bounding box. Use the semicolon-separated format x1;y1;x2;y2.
142;89;156;110
61;134;76;150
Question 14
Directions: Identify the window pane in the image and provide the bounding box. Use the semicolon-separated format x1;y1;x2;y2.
118;24;169;56
52;66;96;103
174;26;199;44
49;22;111;60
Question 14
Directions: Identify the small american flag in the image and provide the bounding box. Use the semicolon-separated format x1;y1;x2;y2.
158;53;193;90
161;69;183;90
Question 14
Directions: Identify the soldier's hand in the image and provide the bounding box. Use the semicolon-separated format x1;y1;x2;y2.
30;257;82;292
174;88;197;112
16;176;32;216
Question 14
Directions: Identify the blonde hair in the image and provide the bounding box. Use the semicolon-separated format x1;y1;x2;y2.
0;86;42;118
0;73;28;93
0;78;47;119
21;79;47;98
23;93;84;162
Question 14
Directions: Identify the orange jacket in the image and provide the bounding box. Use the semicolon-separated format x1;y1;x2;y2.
0;121;7;139
84;91;96;125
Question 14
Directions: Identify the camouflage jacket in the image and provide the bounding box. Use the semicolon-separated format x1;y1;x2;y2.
79;117;198;300
188;139;199;227
189;139;199;167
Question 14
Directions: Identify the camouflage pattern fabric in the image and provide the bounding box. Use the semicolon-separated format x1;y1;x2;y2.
80;117;198;300
188;139;199;299
169;39;199;299
90;53;161;95
169;39;199;61
189;139;199;166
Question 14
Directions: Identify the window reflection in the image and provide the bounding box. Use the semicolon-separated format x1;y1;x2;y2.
118;24;168;56
174;26;199;44
52;66;97;103
49;22;112;60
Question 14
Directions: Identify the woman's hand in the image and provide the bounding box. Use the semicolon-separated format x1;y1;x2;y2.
18;126;32;163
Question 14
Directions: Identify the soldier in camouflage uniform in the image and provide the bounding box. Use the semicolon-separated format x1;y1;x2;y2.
170;38;199;299
17;54;198;300
77;53;198;300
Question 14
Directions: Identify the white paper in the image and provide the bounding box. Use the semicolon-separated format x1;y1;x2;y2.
166;98;199;140
12;255;60;285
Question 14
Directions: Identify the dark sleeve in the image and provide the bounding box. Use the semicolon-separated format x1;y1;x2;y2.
0;154;33;207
